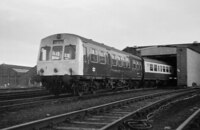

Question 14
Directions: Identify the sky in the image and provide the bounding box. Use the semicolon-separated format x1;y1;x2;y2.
0;0;200;66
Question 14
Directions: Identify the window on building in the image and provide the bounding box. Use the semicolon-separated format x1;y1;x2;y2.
99;51;106;64
90;48;98;63
64;45;76;60
52;46;63;60
39;46;51;61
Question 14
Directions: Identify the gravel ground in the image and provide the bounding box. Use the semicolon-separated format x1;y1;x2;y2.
0;89;169;129
149;92;200;130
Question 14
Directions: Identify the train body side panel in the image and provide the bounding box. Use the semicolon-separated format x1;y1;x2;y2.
82;42;142;80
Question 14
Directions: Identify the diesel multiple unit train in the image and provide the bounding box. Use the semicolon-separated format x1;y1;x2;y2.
37;33;176;95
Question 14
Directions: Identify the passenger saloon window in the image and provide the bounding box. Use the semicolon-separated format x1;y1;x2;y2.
150;64;153;71
39;46;50;61
99;51;106;64
160;66;163;72
166;66;169;72
52;46;63;60
154;65;157;71
163;66;166;72
123;57;126;67
112;54;117;66
126;58;130;68
132;60;136;69
118;56;122;67
91;49;98;63
64;45;76;60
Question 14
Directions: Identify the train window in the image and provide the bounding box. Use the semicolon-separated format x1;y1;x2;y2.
166;66;169;72
163;66;166;72
150;64;153;71
154;64;157;71
126;58;130;68
39;46;50;61
123;57;126;67
99;51;106;64
132;60;136;69
146;63;150;71
52;46;63;60
90;48;98;63
53;40;64;44
139;62;142;70
160;66;163;72
117;56;121;67
64;45;76;60
111;54;117;66
136;61;139;69
169;67;172;73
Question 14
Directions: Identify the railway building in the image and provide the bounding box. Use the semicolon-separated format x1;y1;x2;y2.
123;42;200;87
0;64;36;87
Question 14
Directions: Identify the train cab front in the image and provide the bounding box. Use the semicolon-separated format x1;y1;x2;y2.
37;34;83;95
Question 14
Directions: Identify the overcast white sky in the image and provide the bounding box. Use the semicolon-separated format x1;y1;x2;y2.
0;0;200;66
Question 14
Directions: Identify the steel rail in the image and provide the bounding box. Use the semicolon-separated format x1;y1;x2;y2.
0;88;155;112
176;108;200;130
100;90;194;130
0;89;49;100
1;89;192;130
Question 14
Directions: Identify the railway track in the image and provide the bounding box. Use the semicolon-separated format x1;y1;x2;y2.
0;88;155;112
176;108;200;130
2;89;194;130
0;89;49;100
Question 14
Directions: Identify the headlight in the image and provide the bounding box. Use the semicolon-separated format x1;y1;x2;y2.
54;68;58;73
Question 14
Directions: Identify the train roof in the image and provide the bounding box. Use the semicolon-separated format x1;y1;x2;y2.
143;57;170;65
43;33;142;60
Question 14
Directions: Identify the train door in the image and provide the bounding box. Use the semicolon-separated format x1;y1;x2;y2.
106;52;111;76
83;46;89;75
